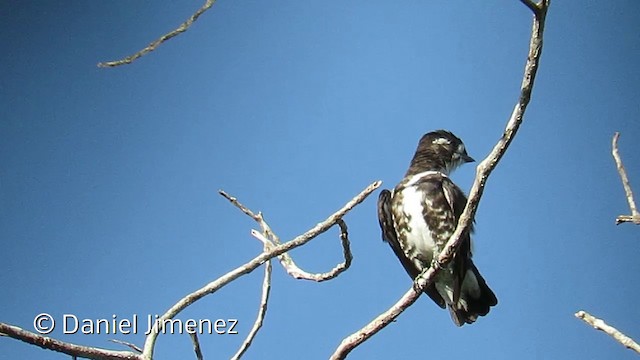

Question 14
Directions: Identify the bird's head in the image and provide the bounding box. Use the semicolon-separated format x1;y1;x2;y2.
407;130;474;175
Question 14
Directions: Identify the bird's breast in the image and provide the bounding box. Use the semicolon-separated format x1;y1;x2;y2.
392;186;438;269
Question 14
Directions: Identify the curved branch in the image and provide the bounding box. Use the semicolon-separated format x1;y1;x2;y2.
98;0;218;67
331;1;550;358
140;180;381;359
257;219;353;282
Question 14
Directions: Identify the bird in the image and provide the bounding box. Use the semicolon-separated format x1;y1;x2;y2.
377;130;497;326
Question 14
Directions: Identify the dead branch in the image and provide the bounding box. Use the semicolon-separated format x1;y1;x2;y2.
188;332;204;360
219;191;354;282
230;233;272;360
140;181;380;359
0;182;379;359
221;187;353;358
575;310;640;354
98;0;218;67
0;323;140;360
612;132;640;225
330;1;550;358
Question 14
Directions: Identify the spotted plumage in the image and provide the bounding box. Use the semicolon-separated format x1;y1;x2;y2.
377;130;497;326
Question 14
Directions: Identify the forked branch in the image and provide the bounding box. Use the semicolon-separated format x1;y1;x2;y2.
0;181;380;360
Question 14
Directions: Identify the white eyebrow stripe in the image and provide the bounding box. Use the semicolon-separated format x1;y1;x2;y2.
432;137;451;145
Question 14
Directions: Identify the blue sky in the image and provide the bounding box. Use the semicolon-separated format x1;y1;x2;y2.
2;1;639;359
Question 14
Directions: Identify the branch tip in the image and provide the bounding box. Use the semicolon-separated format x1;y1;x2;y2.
575;310;640;354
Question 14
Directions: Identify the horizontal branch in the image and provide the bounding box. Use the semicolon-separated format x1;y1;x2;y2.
575;310;640;354
0;323;140;360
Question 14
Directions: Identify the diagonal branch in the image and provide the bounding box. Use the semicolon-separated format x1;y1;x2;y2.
140;181;381;359
611;132;640;225
330;1;549;359
98;0;218;67
230;233;272;360
575;310;640;354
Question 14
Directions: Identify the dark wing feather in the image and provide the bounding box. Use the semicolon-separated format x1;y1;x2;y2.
377;189;446;308
440;178;472;305
441;177;497;326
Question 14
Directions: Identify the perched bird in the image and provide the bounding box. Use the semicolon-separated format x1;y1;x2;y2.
377;130;497;326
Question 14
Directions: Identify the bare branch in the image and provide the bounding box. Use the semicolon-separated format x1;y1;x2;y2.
331;2;550;358
330;287;420;360
107;340;142;354
612;132;640;225
253;219;353;282
0;323;140;360
98;0;218;67
231;253;272;360
218;190;261;221
188;332;204;360
575;310;640;354
220;190;354;282
140;181;381;359
221;188;354;357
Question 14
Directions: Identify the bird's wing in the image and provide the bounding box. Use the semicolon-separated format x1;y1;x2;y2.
377;189;446;308
440;178;473;304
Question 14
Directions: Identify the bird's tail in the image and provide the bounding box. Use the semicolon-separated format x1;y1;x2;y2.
448;262;497;326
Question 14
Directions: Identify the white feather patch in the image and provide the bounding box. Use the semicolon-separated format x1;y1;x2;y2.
398;186;437;267
432;137;451;145
404;171;447;187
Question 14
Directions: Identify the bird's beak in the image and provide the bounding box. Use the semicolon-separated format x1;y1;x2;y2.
462;154;475;163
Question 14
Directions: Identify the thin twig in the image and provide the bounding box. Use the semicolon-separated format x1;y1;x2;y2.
140;181;381;359
231;252;272;360
230;221;273;360
98;0;218;67
108;340;142;354
575;310;640;354
330;2;549;359
188;332;204;360
0;323;140;360
612;132;640;225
